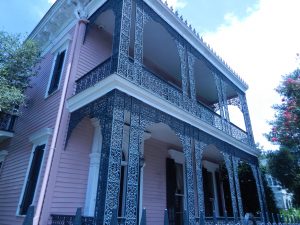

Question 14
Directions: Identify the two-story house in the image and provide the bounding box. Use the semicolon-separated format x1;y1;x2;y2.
0;0;268;224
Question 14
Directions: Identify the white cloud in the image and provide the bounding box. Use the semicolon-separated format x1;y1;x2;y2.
203;0;300;150
165;0;187;9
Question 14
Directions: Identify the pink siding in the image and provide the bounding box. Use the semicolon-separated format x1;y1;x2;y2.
0;28;75;225
76;26;113;80
50;118;94;215
143;138;169;225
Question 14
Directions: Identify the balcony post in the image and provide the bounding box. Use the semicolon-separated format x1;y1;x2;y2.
94;91;126;225
187;51;196;102
176;42;189;104
132;0;147;85
194;138;207;224
223;153;239;223
111;0;132;76
238;93;255;146
232;156;244;222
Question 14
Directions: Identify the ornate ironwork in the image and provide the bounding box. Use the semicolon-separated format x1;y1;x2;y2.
250;164;267;224
51;214;94;225
75;57;112;94
187;51;196;101
124;98;144;225
223;153;238;222
232;157;244;221
238;93;255;146
194;139;207;223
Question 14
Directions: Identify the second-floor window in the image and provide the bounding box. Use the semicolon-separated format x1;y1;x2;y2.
47;50;66;95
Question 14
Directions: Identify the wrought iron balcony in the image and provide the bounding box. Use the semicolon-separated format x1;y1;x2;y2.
0;112;17;142
74;57;249;145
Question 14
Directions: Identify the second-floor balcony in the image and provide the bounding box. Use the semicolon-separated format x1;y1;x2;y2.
0;112;17;142
69;3;253;148
74;56;249;146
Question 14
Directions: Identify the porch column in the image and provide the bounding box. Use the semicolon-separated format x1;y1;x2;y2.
111;0;132;76
223;153;238;222
194;140;206;223
232;156;244;221
182;128;196;224
84;119;102;216
177;42;189;97
250;164;267;224
238;93;255;146
187;51;197;116
132;0;146;85
94;91;126;225
124;98;144;225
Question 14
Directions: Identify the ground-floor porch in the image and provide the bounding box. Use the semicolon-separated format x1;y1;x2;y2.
47;90;266;225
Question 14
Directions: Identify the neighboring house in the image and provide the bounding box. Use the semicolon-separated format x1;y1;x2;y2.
265;175;293;210
0;0;268;225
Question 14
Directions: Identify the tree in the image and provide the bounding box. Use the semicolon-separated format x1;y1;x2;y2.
266;69;300;153
267;148;300;206
0;31;41;114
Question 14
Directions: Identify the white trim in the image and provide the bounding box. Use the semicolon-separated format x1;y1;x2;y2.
0;130;14;139
66;74;259;158
16;128;52;216
45;42;69;98
168;149;184;164
84;118;102;217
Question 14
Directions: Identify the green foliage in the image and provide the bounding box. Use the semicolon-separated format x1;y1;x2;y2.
280;208;300;222
267;148;300;206
266;69;300;152
0;31;41;114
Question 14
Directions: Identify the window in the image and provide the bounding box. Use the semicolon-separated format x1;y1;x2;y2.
17;128;52;216
47;49;66;95
118;151;128;219
19;144;45;215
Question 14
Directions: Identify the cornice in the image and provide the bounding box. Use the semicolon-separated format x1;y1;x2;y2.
29;0;248;91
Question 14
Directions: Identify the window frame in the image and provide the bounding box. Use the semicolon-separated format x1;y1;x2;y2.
16;128;52;216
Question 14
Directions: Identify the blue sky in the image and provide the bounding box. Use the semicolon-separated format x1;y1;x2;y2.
1;0;300;150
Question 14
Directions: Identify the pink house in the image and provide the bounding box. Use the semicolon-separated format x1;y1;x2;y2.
0;0;268;225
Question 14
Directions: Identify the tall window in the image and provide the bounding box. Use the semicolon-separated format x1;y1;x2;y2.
19;144;45;215
47;50;66;95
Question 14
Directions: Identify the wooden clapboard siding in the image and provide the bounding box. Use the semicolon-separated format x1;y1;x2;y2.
49;118;93;215
0;29;74;225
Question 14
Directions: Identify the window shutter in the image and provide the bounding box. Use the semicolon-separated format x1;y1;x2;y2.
48;50;66;95
19;144;45;215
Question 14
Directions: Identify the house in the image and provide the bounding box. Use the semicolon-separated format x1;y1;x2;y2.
265;175;293;210
0;0;268;225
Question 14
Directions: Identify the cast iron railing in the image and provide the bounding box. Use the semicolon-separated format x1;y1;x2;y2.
51;214;94;225
74;57;249;145
0;112;17;132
